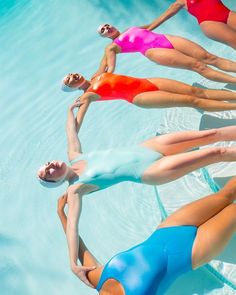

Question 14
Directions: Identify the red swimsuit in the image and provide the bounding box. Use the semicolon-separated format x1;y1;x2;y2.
187;0;230;24
87;73;158;103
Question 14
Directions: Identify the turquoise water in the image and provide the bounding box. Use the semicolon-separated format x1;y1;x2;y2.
0;0;235;294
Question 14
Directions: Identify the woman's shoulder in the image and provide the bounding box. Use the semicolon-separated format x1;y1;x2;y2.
67;182;99;195
175;0;186;9
69;152;82;164
82;90;100;101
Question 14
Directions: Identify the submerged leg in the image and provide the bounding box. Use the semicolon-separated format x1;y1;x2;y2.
142;146;236;185
200;21;236;50
166;34;236;72
149;77;236;101
192;203;236;268
227;11;236;32
158;176;236;228
141;125;236;155
133;90;236;112
145;48;236;83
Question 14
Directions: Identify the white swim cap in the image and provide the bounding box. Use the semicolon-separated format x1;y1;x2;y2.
61;81;80;92
97;24;105;35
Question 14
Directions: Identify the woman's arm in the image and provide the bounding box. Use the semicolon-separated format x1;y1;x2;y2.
66;188;81;272
57;194;68;232
105;44;119;73
92;44;120;79
57;194;100;267
66;187;96;287
57;193;100;287
66;97;91;161
91;53;108;79
75;95;91;131
141;1;185;31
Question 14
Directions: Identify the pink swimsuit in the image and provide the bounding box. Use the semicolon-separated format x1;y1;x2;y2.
113;27;174;55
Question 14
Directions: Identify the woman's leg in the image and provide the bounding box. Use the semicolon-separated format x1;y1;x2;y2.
158;176;236;228
192;203;236;268
166;35;236;72
149;77;236;101
157;176;236;269
141;125;236;155
200;21;236;50
133;90;236;112
142;145;236;185
145;48;236;83
227;11;236;32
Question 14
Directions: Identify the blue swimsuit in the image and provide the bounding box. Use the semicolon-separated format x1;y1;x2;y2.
70;146;162;190
96;226;197;295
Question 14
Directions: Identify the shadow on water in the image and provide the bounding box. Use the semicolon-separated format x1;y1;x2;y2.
89;0;159;11
217;235;236;264
167;267;224;295
0;0;29;17
0;234;16;246
88;0;169;20
200;114;236;130
225;83;236;91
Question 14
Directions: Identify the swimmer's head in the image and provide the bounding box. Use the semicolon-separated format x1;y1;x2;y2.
37;161;68;188
61;73;85;92
97;23;119;38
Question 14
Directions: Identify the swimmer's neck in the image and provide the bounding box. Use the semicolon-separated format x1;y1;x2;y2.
109;31;120;40
80;80;91;92
65;167;78;182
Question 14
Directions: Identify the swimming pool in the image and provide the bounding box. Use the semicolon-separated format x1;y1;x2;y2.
0;0;235;294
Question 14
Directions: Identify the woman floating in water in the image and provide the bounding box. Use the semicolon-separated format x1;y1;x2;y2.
62;72;236;112
147;0;236;50
93;22;236;83
38;100;236;285
57;176;236;294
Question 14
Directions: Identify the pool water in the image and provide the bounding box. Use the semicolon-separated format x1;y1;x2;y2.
0;0;235;294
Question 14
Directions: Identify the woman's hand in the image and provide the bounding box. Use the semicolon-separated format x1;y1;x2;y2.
72;265;96;288
57;193;68;215
69;98;81;111
69;96;90;112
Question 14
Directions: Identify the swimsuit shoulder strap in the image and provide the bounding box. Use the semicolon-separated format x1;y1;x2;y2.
70;154;82;165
